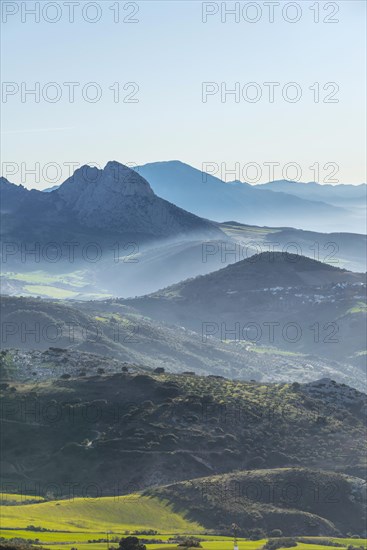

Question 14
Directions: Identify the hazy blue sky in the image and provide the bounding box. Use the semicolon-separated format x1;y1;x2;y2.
1;0;366;187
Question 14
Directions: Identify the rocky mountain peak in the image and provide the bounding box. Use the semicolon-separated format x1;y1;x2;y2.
57;161;154;203
0;159;222;241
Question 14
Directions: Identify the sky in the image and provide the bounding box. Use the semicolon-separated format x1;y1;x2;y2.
1;0;366;188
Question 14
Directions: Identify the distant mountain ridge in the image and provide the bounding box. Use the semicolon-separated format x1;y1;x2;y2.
253;179;367;206
135;161;364;233
0;161;222;244
1;160;365;298
14;160;366;233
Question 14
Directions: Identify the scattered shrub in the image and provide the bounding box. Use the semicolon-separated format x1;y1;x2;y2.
263;538;297;550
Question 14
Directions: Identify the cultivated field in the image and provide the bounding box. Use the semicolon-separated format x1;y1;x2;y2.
1;495;366;550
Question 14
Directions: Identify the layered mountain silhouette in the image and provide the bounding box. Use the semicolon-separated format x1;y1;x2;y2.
0;161;222;245
1;160;366;298
135;161;363;232
39;160;366;232
256;179;367;206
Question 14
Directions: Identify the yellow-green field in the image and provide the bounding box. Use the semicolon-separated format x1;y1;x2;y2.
2;271;86;286
36;543;265;550
1;495;366;550
0;536;259;545
346;302;367;314
0;494;202;533
1;536;366;550
1;270;112;299
22;285;79;299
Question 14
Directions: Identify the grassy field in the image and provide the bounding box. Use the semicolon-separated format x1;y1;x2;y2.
1;270;112;299
346;302;367;314
41;543;265;550
0;537;262;547
1;536;366;550
1;495;366;550
2;271;86;286
0;494;202;533
22;285;79;299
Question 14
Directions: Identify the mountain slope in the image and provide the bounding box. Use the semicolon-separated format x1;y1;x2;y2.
1;297;366;390
125;252;367;365
0;493;203;533
0;162;229;298
1;366;366;496
147;468;367;536
1;469;365;536
0;161;222;245
146;468;366;536
135;161;357;233
220;221;367;273
1;295;365;389
1;219;365;300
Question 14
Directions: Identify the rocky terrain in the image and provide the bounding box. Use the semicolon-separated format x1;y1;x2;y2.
1;359;366;508
1;297;365;390
0;162;222;250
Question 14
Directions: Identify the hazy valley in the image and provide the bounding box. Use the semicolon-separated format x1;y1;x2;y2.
0;160;366;544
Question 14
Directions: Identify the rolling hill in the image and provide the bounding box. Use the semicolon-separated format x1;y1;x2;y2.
1;468;366;536
125;252;366;366
1;365;366;496
0;493;202;534
220;222;367;274
1;222;366;299
1;296;365;389
146;468;367;536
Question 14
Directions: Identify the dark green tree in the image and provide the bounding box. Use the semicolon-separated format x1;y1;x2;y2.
118;537;146;550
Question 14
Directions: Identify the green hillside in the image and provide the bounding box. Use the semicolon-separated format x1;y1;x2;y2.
146;468;366;536
0;494;202;533
2;295;364;389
